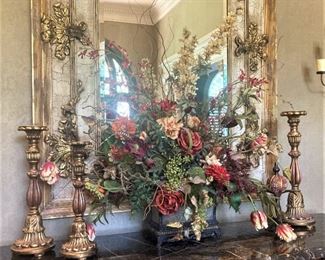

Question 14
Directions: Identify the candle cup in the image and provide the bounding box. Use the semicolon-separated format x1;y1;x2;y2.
11;126;54;258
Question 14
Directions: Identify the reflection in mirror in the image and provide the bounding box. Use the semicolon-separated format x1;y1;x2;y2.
98;0;227;120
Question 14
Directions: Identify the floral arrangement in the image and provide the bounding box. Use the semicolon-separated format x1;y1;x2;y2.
39;11;298;243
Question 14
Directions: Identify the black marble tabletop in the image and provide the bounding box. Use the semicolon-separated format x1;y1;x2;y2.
1;214;324;260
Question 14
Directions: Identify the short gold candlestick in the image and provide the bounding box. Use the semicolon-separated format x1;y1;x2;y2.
280;111;315;228
60;141;96;259
11;126;54;257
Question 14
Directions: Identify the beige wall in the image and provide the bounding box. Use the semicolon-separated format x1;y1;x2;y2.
0;0;324;247
276;0;325;214
0;0;32;246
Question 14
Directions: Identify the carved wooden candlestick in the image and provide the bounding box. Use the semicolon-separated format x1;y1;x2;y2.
280;111;315;228
11;126;54;257
60;141;96;259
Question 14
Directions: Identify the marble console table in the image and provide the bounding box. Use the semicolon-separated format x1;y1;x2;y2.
1;214;324;259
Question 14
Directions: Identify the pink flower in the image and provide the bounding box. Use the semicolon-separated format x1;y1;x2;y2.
157;116;183;140
40;161;59;185
86;223;96;241
250;211;268;231
275;224;297;242
187;115;201;129
251;133;268;150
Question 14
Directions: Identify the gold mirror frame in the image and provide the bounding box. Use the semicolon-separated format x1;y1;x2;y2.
31;0;277;219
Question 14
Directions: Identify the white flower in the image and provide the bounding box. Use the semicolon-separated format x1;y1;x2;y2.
205;153;221;166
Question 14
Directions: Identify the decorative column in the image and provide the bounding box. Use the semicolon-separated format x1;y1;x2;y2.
61;141;96;259
11;126;54;257
280;111;315;228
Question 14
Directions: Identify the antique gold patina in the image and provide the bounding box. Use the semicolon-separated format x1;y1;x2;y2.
11;126;54;258
40;2;90;60
280;111;315;228
60;142;96;259
234;22;269;72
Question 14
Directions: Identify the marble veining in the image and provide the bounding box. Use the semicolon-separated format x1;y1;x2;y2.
1;214;324;259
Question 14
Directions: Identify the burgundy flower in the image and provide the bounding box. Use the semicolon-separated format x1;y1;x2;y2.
126;140;146;159
250;211;268;231
177;128;202;155
154;189;184;215
276;224;297;242
205;164;230;185
159;99;176;112
144;158;155;169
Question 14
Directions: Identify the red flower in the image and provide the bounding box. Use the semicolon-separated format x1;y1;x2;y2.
250;211;268;231
159;99;176;112
111;117;136;140
205;164;230;185
275;224;297;242
177;128;202;155
154;189;184;215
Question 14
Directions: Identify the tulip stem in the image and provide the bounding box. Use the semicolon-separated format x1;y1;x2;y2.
247;194;258;211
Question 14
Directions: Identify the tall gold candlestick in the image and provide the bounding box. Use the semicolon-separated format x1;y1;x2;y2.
61;141;96;259
280;111;315;228
11;126;54;257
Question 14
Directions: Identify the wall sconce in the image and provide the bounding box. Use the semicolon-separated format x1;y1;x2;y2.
316;59;325;86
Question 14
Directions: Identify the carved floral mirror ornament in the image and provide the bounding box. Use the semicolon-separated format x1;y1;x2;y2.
40;2;91;60
234;22;269;72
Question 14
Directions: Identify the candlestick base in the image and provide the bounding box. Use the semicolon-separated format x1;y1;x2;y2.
60;219;96;259
11;211;54;257
283;189;315;228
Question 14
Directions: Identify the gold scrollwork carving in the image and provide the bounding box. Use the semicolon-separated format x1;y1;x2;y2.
44;80;84;178
40;2;90;60
234;23;269;72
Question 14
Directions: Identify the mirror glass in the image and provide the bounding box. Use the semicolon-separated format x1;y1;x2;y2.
98;0;227;121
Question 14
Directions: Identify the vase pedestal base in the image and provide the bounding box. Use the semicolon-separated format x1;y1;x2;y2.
144;206;221;247
144;220;221;247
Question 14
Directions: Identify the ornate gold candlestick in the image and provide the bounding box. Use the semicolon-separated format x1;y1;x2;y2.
61;141;96;259
280;111;315;228
11;126;54;257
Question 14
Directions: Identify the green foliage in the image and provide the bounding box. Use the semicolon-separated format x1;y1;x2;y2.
229;193;242;212
103;180;123;193
129;179;155;214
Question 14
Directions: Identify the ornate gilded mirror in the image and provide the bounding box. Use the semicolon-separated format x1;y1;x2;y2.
31;0;276;218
